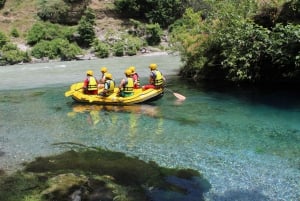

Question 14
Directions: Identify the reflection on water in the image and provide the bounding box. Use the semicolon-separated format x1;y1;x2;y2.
0;77;299;200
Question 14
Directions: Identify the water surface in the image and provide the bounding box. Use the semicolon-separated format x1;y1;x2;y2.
0;55;299;201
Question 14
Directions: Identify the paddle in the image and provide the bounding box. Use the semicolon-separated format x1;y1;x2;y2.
165;88;186;101
65;87;83;97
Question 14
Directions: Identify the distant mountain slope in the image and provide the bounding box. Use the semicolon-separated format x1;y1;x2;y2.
0;0;125;43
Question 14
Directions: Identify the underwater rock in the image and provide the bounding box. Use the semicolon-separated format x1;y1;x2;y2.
0;148;210;201
41;173;88;200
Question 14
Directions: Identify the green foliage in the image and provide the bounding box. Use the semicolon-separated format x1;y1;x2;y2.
145;0;184;28
93;40;110;58
10;28;20;38
211;20;271;82
37;0;90;25
114;0;142;18
266;23;300;79
37;0;69;23
170;8;208;63
0;0;5;9
0;43;31;65
172;2;300;84
145;23;162;46
113;41;124;57
114;0;185;28
76;8;96;47
125;35;143;56
26;22;75;45
0;32;8;48
31;39;82;60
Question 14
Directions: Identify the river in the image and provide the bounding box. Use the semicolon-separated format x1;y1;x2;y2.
0;54;299;201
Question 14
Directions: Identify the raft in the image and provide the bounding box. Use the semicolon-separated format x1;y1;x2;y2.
65;82;164;105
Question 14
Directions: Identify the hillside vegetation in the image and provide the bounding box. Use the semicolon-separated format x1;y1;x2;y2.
0;0;123;43
1;0;299;86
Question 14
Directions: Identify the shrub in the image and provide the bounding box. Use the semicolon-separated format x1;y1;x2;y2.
26;22;75;45
0;43;30;65
145;23;162;46
10;28;20;38
113;41;124;57
37;0;69;23
0;32;8;48
31;39;82;60
124;35;144;56
93;40;110;58
76;8;96;47
0;0;5;9
114;0;185;28
37;0;90;25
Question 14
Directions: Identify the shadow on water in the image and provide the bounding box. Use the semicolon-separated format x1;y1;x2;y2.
0;146;211;201
177;78;300;110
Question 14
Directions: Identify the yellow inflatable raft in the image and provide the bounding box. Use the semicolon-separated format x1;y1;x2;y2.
65;82;164;105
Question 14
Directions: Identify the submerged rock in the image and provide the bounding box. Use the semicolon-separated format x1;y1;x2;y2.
0;148;211;201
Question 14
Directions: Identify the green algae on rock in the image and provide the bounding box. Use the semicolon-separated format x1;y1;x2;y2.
0;148;211;201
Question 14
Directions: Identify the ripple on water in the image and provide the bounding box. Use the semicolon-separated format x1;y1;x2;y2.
0;79;299;201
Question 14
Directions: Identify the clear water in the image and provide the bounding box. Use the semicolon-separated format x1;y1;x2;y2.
0;55;299;201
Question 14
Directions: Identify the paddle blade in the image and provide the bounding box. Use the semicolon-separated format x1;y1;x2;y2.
65;90;74;97
173;92;186;101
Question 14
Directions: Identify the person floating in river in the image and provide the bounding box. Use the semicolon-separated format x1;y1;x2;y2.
142;63;166;90
99;73;115;97
83;70;98;95
128;66;140;89
118;69;134;97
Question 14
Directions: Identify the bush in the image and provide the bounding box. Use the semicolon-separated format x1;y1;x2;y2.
76;8;96;47
37;0;90;25
0;0;5;9
0;32;8;48
0;43;30;65
10;28;20;38
145;23;162;46
93;40;110;58
26;22;75;45
0;0;6;9
114;0;185;28
113;41;124;57
31;39;82;60
37;0;69;23
124;35;144;56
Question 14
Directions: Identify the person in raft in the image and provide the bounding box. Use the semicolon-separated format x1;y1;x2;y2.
128;66;140;89
98;66;108;88
99;73;115;97
83;70;98;95
142;63;166;90
118;69;134;97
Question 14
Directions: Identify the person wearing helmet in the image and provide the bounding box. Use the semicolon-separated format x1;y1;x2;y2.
142;63;166;90
129;66;140;89
98;66;108;87
118;69;134;97
99;73;115;97
83;70;98;95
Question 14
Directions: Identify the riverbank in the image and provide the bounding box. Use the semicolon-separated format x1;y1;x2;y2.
14;41;173;64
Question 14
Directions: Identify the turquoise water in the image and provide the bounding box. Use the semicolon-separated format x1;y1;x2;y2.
0;55;299;200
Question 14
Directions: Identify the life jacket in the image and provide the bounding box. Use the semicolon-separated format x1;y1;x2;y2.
123;77;134;93
152;70;164;87
87;76;97;91
106;80;115;95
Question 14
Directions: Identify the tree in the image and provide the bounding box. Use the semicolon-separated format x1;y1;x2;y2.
76;8;96;47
